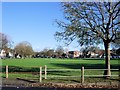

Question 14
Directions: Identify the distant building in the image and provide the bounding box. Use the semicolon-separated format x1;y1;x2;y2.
87;51;99;58
68;51;81;58
8;52;13;58
0;49;6;59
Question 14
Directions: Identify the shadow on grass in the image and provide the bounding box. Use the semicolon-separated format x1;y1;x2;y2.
16;78;37;83
82;58;120;60
2;66;40;72
82;58;103;60
2;63;119;72
48;71;73;76
51;63;119;69
86;77;119;82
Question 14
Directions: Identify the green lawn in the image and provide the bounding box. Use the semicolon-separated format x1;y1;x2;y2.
1;58;119;83
1;58;119;69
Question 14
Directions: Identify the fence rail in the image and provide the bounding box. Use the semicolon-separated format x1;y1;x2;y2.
47;69;81;71
84;75;119;77
1;65;119;83
85;69;119;70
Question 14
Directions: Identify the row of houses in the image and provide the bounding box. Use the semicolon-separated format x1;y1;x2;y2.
67;50;120;59
67;51;101;58
0;49;120;59
0;49;14;59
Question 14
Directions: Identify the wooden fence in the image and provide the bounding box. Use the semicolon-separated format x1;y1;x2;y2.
4;65;119;83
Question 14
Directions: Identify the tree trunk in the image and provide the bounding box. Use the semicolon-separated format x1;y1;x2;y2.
104;41;111;78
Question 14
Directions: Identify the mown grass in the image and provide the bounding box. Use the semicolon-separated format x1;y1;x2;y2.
1;58;119;83
1;58;119;68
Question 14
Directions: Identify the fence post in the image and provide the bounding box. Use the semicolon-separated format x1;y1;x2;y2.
39;67;42;82
81;66;84;84
6;65;8;79
45;65;47;79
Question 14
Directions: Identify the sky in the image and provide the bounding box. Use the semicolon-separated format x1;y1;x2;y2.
2;2;82;51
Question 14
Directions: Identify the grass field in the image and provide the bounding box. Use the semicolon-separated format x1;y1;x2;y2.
1;58;119;68
1;58;119;83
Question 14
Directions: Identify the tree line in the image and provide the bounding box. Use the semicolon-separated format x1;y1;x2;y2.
0;33;119;59
0;33;64;58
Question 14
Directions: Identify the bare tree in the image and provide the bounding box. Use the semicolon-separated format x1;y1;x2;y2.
112;31;120;47
55;46;64;58
40;48;55;58
0;33;9;50
81;46;100;58
14;41;34;58
55;2;120;78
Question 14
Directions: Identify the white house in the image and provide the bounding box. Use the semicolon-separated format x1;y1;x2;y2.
0;49;6;59
8;52;13;58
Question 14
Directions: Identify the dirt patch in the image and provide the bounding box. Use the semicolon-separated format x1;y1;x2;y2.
2;78;119;89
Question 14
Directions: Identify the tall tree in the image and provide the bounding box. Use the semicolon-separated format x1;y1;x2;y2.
55;46;64;58
14;41;34;58
55;2;120;77
112;31;120;47
116;48;120;55
0;33;9;50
